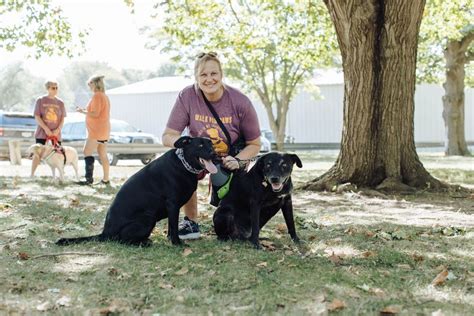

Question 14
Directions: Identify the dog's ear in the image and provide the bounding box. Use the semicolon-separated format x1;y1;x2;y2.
254;153;268;174
288;154;302;168
174;136;193;148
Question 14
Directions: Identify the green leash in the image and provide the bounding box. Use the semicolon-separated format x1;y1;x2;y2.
217;172;233;199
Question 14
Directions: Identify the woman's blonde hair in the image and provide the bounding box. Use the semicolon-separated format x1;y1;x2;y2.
87;75;106;92
194;52;223;78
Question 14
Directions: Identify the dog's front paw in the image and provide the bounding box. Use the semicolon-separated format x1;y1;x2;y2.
169;237;183;246
291;235;301;243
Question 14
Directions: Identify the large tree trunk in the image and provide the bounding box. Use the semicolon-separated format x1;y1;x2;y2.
443;38;472;156
304;0;446;192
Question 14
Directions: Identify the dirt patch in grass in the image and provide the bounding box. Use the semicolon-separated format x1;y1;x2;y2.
0;153;473;314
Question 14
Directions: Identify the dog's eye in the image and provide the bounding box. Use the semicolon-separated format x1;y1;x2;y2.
266;163;271;168
199;144;204;147
282;163;288;168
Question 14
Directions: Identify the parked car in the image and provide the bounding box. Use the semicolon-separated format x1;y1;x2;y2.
260;134;271;152
261;129;295;145
0;111;37;159
61;117;159;166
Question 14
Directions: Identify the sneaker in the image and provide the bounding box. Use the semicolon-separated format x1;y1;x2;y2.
178;216;201;240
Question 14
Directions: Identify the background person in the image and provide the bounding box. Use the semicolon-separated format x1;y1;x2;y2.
31;80;66;177
76;75;111;185
162;52;261;240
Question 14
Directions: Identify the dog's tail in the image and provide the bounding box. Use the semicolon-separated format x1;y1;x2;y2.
56;234;104;245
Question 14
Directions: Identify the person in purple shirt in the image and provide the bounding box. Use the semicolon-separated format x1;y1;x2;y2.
31;80;66;177
162;52;261;240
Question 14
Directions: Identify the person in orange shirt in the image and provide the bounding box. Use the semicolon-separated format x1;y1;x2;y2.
76;75;111;185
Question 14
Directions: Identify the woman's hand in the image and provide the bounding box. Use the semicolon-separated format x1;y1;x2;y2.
222;155;240;170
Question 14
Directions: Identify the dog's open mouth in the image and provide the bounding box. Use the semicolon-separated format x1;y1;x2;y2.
270;182;284;192
199;158;218;174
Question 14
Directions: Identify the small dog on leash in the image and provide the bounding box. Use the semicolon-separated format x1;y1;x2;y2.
28;143;79;182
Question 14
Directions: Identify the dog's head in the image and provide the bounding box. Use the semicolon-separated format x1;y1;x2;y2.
174;136;218;174
255;152;302;192
27;143;44;159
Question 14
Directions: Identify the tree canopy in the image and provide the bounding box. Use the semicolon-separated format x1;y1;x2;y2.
0;0;87;58
418;0;473;85
146;0;338;149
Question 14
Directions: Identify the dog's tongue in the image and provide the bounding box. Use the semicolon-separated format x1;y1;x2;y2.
200;158;218;174
271;183;283;191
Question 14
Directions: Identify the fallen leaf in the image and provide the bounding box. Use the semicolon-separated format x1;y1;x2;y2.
361;251;376;258
56;296;71;307
182;248;193;257
327;299;346;311
17;252;29;260
369;287;385;297
256;262;268;268
344;227;357;235
108;267;119;276
365;230;375;238
328;252;342;265
275;223;287;234
380;305;401;315
432;269;449;286
412;253;424;262
36;301;52;311
159;283;174;289
69;197;80;207
261;240;276;251
175;267;189;275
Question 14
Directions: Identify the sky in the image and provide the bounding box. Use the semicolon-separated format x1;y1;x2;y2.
1;0;169;78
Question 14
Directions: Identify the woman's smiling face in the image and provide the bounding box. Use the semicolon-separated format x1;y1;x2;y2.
197;60;223;98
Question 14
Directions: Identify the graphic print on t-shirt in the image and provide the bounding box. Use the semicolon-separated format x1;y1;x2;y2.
44;104;59;124
195;114;233;155
207;127;228;154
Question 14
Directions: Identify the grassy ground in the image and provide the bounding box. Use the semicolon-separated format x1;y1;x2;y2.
0;152;473;315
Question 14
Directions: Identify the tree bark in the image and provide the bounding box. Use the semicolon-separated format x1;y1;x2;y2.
443;36;472;156
303;0;446;192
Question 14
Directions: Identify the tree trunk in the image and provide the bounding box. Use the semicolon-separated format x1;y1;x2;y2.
303;0;446;192
443;39;471;156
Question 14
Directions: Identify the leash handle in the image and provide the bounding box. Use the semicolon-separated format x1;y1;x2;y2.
45;135;59;147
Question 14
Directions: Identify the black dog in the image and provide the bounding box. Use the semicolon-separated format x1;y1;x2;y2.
213;152;302;249
56;136;217;246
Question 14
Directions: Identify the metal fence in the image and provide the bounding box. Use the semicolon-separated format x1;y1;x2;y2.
0;138;167;162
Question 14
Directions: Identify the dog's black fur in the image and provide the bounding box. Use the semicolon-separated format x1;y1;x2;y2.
56;136;216;246
213;152;302;249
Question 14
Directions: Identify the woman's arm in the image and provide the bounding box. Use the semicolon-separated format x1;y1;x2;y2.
223;136;261;170
162;127;182;148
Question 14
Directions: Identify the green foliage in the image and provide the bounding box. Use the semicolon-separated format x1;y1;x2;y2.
418;0;473;85
146;0;338;147
0;0;87;58
0;62;44;111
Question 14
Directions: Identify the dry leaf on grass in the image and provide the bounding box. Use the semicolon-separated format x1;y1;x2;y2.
182;248;193;257
17;252;29;260
56;296;71;307
432;269;449;286
175;267;189;275
380;305;401;315
327;298;346;311
36;301;52;311
412;253;424;262
256;262;268;268
328;252;343;265
261;240;276;251
275;223;287;234
159;283;174;289
361;250;376;258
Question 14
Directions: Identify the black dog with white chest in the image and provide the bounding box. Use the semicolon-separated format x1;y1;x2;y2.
56;136;217;247
213;152;302;249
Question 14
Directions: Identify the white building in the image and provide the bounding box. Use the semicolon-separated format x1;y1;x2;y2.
107;75;474;146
